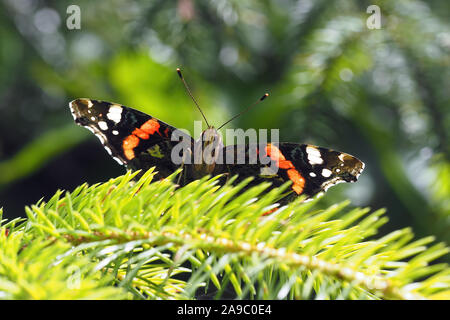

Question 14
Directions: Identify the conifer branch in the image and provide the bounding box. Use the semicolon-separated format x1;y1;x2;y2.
0;168;448;300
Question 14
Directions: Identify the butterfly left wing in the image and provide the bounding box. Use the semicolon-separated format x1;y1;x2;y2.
70;98;194;179
215;142;364;199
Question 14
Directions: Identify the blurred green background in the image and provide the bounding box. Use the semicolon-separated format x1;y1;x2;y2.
0;0;448;246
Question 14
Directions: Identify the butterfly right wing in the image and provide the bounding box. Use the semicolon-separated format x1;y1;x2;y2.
70;98;194;179
215;142;364;199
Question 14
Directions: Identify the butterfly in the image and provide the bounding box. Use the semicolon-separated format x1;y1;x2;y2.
69;69;364;201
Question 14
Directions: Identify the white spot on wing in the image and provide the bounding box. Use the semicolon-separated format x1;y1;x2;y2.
309;172;317;177
107;104;123;124
321;168;332;177
98;121;108;131
112;156;124;165
306;146;323;165
112;130;119;135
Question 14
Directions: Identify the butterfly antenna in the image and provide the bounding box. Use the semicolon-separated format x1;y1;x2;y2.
217;93;269;130
177;68;210;127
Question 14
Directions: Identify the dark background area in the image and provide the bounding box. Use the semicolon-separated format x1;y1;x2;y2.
0;0;448;247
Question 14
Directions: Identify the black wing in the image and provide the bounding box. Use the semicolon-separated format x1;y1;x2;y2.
215;142;364;198
70;98;194;179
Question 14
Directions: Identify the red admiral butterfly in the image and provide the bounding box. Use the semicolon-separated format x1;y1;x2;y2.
69;69;364;201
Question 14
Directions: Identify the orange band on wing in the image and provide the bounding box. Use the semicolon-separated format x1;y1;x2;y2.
122;119;162;160
265;144;306;194
123;135;140;160
287;169;305;194
132;128;150;140
140;119;161;135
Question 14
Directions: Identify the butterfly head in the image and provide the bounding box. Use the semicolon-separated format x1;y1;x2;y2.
200;126;221;146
